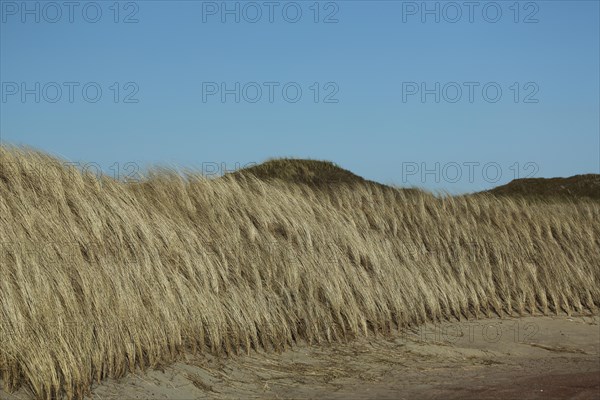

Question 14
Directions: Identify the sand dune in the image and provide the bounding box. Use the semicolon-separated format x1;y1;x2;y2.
1;146;598;399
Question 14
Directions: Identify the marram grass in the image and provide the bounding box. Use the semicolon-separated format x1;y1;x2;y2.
0;146;598;399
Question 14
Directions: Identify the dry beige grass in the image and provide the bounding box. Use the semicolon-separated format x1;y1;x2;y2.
0;145;599;399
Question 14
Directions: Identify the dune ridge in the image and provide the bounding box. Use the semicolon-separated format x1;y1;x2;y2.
487;174;600;200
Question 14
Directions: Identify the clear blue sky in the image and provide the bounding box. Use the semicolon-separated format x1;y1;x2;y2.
1;0;598;193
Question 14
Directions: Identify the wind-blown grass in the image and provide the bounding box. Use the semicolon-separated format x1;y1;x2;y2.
1;145;599;399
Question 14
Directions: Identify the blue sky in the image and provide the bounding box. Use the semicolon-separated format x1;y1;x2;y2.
1;0;599;192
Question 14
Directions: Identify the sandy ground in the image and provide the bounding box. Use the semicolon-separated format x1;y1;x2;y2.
2;315;599;399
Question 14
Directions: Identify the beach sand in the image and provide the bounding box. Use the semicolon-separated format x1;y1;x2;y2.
3;315;597;399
